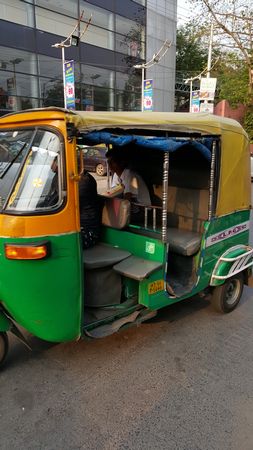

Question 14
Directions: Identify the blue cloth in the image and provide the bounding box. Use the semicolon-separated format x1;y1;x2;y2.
82;132;213;161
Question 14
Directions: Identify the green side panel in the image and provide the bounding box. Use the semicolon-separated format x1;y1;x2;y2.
0;311;11;331
197;210;250;290
101;227;166;262
0;233;83;342
101;211;250;311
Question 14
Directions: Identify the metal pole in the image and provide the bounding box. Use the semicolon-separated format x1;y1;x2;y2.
189;79;193;112
208;140;216;220
161;151;169;243
141;65;144;112
62;46;67;108
207;23;214;78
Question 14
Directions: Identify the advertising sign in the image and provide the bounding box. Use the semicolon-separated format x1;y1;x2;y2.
64;60;75;110
199;77;217;101
191;90;200;113
200;102;214;113
143;79;153;111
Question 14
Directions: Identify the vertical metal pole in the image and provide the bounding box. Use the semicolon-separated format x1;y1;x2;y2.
189;79;193;112
208;140;216;220
62;46;67;109
161;151;169;243
207;22;214;79
141;66;144;112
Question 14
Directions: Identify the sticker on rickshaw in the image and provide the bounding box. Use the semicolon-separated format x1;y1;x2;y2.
206;221;250;247
32;178;43;187
148;279;164;295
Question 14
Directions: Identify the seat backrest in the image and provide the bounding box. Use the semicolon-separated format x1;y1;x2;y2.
153;185;209;233
102;197;130;229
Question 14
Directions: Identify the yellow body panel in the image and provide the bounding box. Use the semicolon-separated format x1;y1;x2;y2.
0;109;79;237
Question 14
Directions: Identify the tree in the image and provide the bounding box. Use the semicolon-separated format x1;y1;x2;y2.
176;22;208;80
192;0;253;97
175;22;210;110
213;53;248;106
189;0;253;139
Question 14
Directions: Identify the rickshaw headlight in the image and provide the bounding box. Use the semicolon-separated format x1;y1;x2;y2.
5;242;49;260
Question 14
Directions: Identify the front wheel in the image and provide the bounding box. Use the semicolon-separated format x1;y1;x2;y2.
211;274;244;313
0;332;9;368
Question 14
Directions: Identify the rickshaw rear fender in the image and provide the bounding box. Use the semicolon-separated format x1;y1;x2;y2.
0;311;11;332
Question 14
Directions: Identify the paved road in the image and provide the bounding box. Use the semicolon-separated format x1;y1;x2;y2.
0;183;253;450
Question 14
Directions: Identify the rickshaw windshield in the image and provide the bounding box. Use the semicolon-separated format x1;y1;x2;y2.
0;128;64;213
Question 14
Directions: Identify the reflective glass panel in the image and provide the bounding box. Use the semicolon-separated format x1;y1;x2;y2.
80;1;114;30
0;0;34;27
35;7;77;36
35;0;78;18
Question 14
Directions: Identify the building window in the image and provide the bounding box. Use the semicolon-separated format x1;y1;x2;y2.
115;16;145;58
35;7;78;37
35;0;78;18
80;1;114;31
80;24;114;50
0;0;35;27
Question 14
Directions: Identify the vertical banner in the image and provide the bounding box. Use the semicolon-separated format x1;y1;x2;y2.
143;79;153;111
191;90;200;113
64;60;75;110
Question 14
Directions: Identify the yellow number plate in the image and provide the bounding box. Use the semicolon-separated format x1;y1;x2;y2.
148;279;164;295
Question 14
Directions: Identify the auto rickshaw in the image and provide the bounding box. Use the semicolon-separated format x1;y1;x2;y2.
0;108;252;367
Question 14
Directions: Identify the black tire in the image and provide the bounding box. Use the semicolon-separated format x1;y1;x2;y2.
96;164;106;176
211;274;244;313
0;332;9;368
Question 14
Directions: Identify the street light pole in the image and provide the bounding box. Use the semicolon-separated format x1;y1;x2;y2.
134;39;171;112
206;22;214;79
52;10;92;109
61;46;66;108
141;65;144;112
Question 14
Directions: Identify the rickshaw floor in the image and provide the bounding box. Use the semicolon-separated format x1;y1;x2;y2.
166;252;197;296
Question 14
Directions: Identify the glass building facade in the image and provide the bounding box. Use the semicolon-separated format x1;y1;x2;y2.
0;0;176;114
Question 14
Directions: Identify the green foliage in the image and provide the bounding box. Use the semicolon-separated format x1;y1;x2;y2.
214;54;249;107
176;22;208;79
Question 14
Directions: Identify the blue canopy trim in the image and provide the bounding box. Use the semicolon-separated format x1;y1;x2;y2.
83;132;134;147
82;132;212;161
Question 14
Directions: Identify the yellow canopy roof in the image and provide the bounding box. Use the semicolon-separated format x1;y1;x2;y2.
67;111;250;216
66;110;243;134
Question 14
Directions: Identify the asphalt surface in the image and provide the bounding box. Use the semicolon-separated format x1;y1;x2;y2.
0;178;253;450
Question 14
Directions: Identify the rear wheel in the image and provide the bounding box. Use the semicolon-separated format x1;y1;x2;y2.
96;164;106;176
0;332;9;368
211;274;244;313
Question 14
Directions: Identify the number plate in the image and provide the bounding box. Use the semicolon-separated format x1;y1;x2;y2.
148;279;164;295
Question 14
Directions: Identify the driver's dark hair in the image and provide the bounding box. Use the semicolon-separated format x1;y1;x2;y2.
105;147;128;167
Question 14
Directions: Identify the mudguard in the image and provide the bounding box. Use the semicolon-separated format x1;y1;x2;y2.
210;245;253;286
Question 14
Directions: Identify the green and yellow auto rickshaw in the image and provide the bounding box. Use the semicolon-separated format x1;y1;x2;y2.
0;108;252;367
